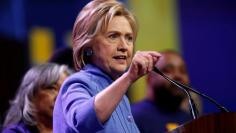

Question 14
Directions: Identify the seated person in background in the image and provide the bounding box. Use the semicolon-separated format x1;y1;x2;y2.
132;50;201;133
2;63;71;133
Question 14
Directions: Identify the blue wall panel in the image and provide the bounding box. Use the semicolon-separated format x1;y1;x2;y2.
178;0;236;113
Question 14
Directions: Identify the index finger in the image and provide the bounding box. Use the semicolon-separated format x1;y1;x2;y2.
146;51;162;58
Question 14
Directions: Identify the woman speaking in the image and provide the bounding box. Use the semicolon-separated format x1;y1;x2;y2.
53;0;161;133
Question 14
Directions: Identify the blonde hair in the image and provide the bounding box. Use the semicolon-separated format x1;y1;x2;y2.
72;0;138;71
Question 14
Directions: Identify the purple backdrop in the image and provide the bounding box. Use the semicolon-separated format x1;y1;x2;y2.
178;0;236;113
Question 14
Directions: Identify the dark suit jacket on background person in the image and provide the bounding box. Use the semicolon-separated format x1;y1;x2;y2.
132;99;191;133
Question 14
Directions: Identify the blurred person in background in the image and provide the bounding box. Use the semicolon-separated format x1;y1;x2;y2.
49;47;75;71
53;0;161;133
132;50;202;133
2;63;71;133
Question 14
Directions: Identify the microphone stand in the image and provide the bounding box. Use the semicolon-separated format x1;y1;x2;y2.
153;67;229;115
153;67;198;119
172;79;229;113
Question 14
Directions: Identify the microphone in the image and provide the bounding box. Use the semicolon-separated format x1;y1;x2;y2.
153;67;229;115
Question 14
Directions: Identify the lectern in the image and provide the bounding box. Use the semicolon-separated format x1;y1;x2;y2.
169;112;236;133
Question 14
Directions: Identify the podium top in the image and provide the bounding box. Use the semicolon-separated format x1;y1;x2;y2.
169;112;236;133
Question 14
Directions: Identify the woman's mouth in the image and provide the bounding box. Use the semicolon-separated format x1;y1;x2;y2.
113;55;127;63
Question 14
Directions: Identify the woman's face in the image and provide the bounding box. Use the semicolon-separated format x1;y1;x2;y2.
91;16;134;79
33;72;68;119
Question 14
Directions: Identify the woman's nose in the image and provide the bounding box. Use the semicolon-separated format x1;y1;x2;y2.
118;37;128;52
53;91;59;102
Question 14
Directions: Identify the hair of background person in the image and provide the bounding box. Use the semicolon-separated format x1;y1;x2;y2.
3;63;71;127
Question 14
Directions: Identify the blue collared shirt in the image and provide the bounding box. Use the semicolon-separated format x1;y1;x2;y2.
53;64;140;133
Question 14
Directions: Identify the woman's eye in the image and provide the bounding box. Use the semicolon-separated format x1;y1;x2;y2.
126;36;133;42
45;85;58;91
108;34;118;39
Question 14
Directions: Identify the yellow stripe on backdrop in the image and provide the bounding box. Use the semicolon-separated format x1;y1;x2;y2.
128;0;180;103
29;27;55;65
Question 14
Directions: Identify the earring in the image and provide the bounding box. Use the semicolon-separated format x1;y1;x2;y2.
85;48;93;57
